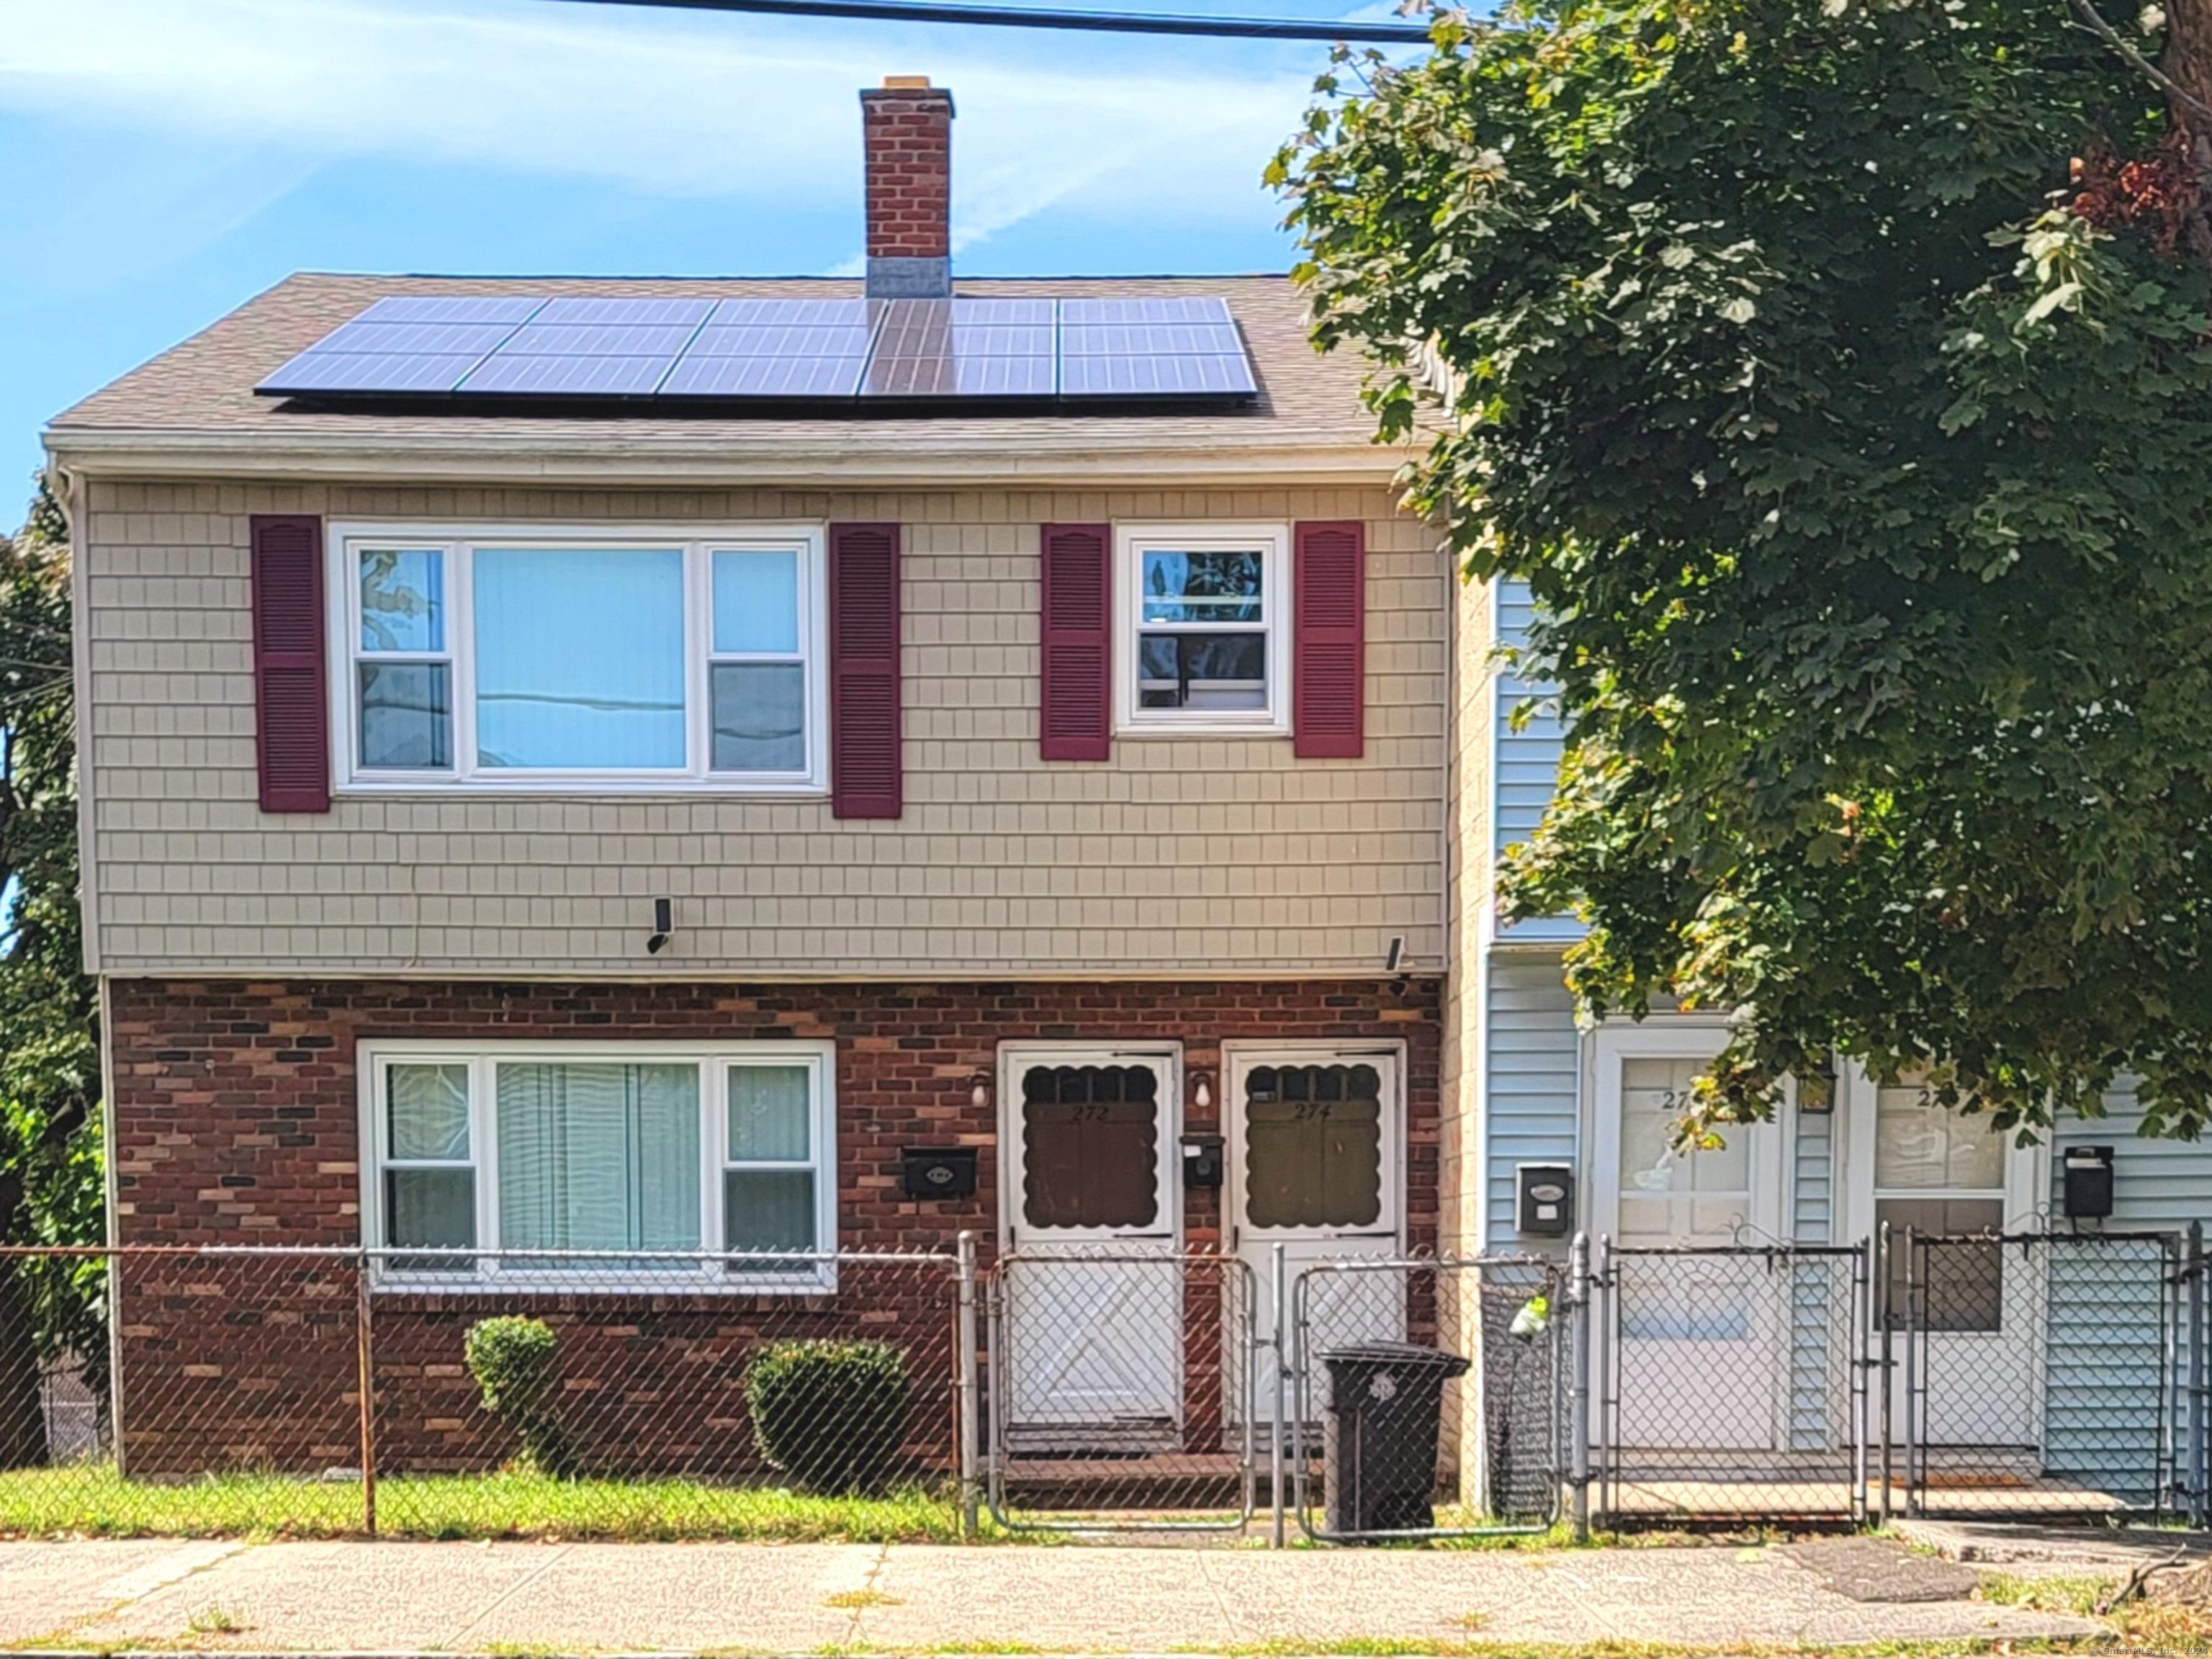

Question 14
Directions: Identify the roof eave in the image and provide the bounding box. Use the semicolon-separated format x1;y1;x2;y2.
42;424;1409;487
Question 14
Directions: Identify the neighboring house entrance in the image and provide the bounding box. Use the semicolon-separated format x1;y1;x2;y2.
1224;1043;1405;1422
999;1043;1184;1447
1588;1022;1786;1452
1842;1071;2046;1451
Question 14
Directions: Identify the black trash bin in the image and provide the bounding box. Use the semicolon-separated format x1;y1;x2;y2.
1318;1340;1472;1537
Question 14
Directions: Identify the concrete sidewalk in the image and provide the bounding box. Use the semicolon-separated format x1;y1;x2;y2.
0;1536;2111;1655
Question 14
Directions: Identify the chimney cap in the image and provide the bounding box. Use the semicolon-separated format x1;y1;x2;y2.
881;74;932;89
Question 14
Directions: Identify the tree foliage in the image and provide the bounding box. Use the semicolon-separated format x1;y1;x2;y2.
1276;0;2212;1139
0;477;103;1467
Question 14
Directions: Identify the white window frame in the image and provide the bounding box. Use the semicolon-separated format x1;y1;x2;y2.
360;1038;838;1294
329;521;830;794
1114;523;1292;737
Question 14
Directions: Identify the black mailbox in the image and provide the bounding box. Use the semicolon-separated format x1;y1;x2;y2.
1181;1133;1225;1190
2063;1145;2115;1221
1515;1162;1574;1237
901;1146;978;1200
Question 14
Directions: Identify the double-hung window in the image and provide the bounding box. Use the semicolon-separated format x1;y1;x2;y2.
364;1041;837;1291
1115;524;1290;734
338;524;826;790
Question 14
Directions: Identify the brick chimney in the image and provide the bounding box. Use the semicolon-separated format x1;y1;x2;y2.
861;76;955;300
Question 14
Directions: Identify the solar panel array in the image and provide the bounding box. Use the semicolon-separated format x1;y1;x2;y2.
257;294;1258;405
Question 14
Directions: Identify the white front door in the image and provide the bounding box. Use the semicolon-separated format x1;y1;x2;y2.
1225;1043;1404;1423
999;1044;1182;1444
1589;1022;1787;1451
1845;1071;2045;1449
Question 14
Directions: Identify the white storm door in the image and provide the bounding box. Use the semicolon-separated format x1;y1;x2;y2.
1590;1023;1786;1451
1226;1045;1404;1424
999;1045;1182;1440
1850;1072;2044;1448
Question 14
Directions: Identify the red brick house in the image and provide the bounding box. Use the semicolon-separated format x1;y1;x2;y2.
45;79;1461;1480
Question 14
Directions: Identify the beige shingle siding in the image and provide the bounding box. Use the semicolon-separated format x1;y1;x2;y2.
81;479;1446;977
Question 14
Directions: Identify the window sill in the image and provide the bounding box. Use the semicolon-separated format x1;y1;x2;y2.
369;1267;840;1298
334;780;830;799
1112;724;1292;740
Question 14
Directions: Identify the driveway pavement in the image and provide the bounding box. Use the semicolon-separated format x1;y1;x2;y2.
0;1535;2108;1655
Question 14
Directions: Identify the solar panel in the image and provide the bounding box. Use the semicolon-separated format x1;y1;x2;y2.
862;298;1056;397
255;292;1259;405
1058;295;1256;397
451;296;716;397
660;297;877;399
257;295;547;395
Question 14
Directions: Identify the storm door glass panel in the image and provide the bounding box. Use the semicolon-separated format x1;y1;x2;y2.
1020;1064;1161;1230
384;1061;475;1259
472;547;686;769
1242;1064;1382;1229
1874;1079;2009;1330
1615;1056;1749;1248
1615;1054;1753;1340
495;1061;701;1256
1136;547;1268;711
724;1064;817;1256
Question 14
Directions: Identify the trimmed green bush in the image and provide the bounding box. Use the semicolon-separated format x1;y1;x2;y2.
745;1339;911;1494
463;1316;578;1478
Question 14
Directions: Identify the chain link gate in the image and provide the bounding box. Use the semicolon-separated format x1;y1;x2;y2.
1288;1254;1568;1541
1596;1242;1870;1524
1899;1229;2185;1520
983;1249;1260;1533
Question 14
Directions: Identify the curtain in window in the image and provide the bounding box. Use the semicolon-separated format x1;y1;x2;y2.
496;1062;701;1253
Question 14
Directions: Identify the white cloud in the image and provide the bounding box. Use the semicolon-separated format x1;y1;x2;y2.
0;0;1322;258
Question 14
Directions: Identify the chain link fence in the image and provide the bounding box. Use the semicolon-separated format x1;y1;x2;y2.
12;1231;2212;1541
1596;1243;1869;1524
1;1244;969;1540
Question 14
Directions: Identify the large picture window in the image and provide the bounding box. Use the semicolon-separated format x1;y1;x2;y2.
337;524;826;791
363;1041;836;1291
1115;524;1290;734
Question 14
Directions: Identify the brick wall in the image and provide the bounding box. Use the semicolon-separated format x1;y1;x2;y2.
108;976;1440;1476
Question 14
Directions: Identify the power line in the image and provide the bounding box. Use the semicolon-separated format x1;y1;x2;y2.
546;0;1436;41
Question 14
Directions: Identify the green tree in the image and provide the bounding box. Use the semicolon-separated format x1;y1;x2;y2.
0;477;102;1468
1277;0;2212;1139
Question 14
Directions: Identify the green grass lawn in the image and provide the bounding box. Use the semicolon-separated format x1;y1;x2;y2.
0;1464;973;1543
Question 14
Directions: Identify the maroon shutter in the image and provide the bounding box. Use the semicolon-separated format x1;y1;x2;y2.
1038;523;1112;761
250;513;331;812
829;522;903;819
1293;521;1366;759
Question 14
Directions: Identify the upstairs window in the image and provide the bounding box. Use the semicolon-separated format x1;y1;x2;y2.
338;524;824;790
1115;524;1290;734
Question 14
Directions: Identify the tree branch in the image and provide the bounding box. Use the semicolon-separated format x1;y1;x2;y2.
2066;0;2212;123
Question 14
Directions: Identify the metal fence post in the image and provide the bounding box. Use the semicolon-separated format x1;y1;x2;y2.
954;1231;981;1540
1270;1241;1288;1548
354;1248;377;1538
1876;1222;1892;1527
1902;1226;1923;1518
1567;1231;1591;1542
2189;1220;2208;1530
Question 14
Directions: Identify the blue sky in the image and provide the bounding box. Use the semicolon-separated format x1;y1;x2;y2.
0;0;1386;501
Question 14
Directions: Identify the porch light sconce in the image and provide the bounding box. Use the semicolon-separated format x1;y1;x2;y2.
645;896;673;956
1799;1053;1838;1115
968;1072;992;1112
1192;1074;1213;1112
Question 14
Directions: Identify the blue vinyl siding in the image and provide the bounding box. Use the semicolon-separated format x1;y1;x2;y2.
1483;952;1583;1252
1493;580;1583;945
